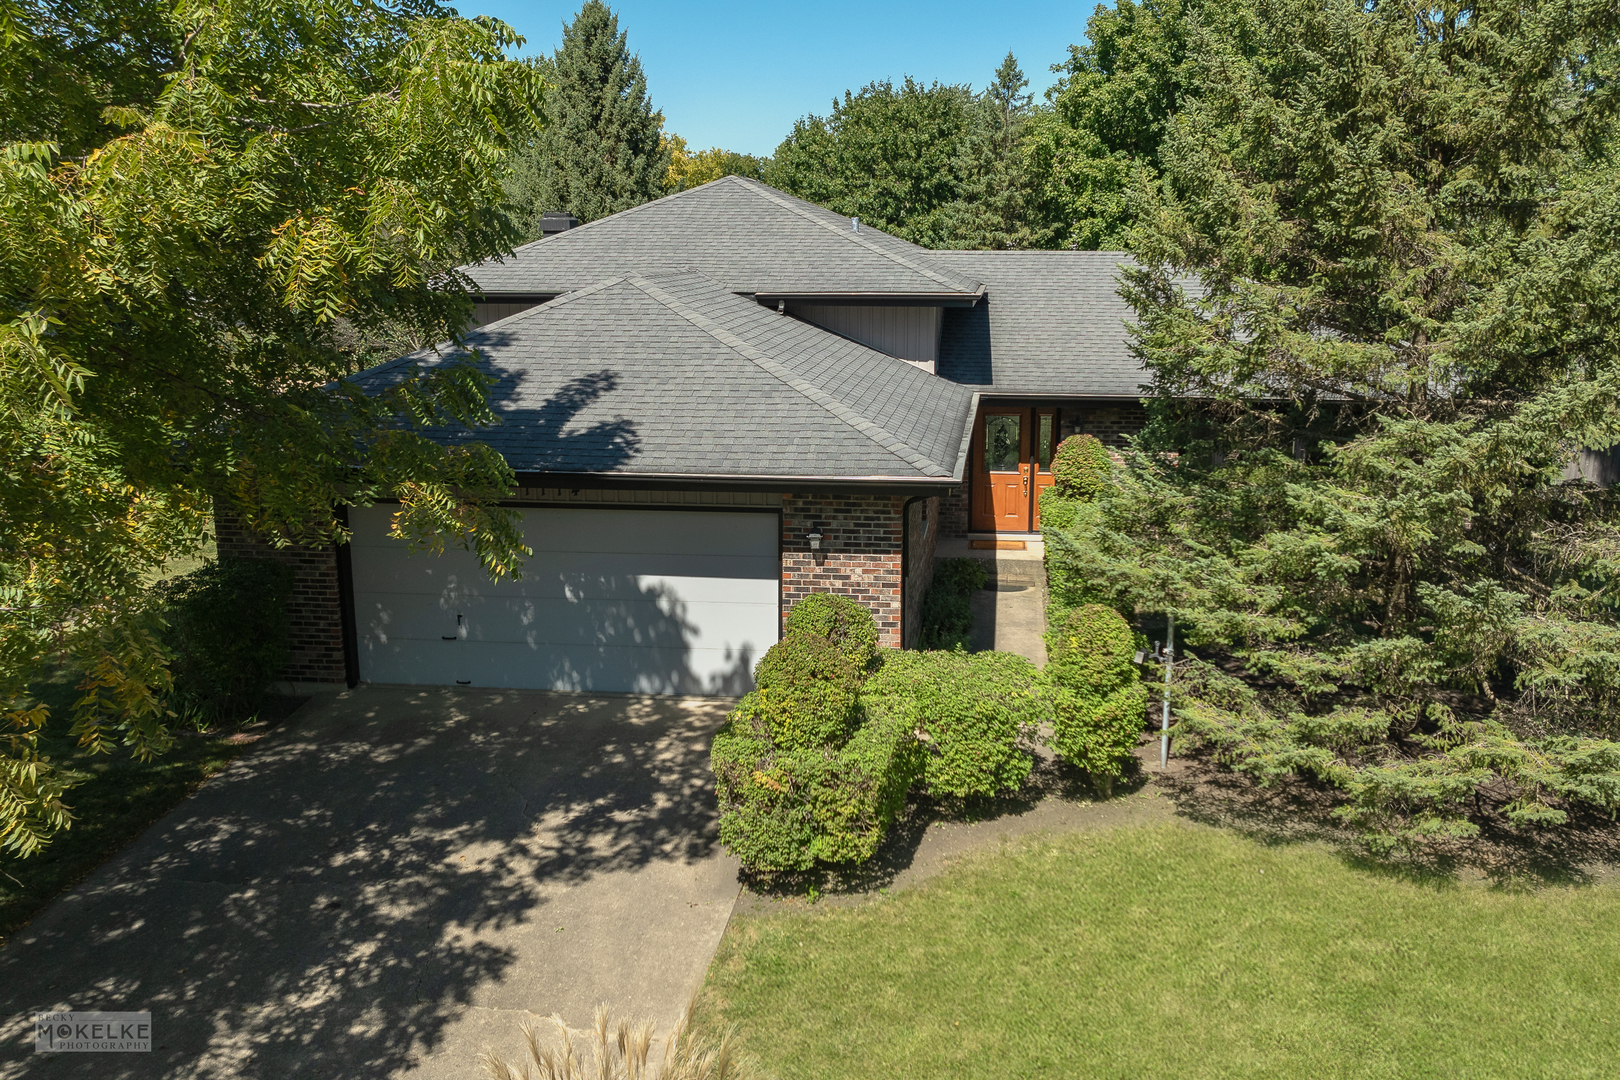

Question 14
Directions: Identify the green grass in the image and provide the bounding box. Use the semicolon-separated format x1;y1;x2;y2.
0;663;256;943
696;821;1620;1080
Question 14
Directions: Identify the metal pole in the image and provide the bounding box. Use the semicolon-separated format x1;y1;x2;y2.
1160;611;1174;770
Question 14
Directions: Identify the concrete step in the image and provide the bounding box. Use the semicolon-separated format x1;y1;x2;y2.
935;536;1046;585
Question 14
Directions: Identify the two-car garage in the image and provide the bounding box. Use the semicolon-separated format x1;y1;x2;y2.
345;505;780;695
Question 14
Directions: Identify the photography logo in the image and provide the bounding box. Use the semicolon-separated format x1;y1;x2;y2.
34;1012;151;1053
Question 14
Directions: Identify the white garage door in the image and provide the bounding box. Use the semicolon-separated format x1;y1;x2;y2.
348;505;779;694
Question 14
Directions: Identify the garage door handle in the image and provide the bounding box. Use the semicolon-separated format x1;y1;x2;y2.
442;636;457;641
456;680;471;685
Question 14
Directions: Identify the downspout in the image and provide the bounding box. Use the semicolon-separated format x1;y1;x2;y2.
901;495;925;650
334;504;360;688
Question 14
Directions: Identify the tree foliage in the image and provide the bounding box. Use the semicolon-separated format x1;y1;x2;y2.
506;0;667;234
661;133;765;192
1049;0;1620;849
0;0;544;855
766;55;1036;249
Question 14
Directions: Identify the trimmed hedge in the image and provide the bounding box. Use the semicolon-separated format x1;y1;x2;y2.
752;632;861;751
807;706;925;864
715;593;921;872
149;558;295;718
918;557;989;650
711;702;820;871
1051;434;1113;500
783;593;879;671
863;650;1046;800
1046;604;1148;788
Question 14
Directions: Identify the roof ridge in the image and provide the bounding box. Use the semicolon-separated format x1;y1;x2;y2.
627;273;952;477
494;184;723;261
727;178;981;295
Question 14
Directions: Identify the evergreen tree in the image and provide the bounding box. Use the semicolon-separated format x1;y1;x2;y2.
1047;0;1620;850
946;52;1036;249
508;1;669;234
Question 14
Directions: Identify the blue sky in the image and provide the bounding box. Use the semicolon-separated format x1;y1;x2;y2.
464;1;1095;157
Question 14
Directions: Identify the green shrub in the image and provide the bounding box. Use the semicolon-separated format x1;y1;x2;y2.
863;650;1046;799
713;689;923;871
149;558;295;718
1050;434;1113;500
718;631;923;872
712;702;821;872
918;557;989;650
1046;603;1137;688
783;593;879;671
1038;487;1084;533
752;632;860;750
1046;604;1147;789
807;705;926;864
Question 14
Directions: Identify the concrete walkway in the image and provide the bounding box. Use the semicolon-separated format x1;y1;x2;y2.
0;687;741;1080
937;538;1049;666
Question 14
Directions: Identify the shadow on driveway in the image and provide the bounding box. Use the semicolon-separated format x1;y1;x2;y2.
0;686;740;1079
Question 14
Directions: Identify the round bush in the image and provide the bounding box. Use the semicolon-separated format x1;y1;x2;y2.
1047;604;1137;691
752;632;860;750
1050;682;1149;790
783;593;879;671
1050;434;1113;500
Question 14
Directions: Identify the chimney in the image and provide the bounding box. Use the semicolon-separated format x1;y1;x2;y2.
540;211;580;238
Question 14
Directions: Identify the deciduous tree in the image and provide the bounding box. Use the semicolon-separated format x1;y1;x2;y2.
0;0;543;854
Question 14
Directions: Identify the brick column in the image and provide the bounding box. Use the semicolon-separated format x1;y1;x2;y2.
781;493;905;649
213;512;350;689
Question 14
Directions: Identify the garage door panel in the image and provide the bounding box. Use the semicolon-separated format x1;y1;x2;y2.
518;509;777;558
359;639;759;695
358;594;777;650
349;505;780;694
348;547;777;598
353;572;781;615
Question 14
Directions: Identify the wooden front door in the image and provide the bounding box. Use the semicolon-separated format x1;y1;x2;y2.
971;407;1060;533
971;408;1032;532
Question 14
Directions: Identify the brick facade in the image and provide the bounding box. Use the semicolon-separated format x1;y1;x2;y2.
1060;402;1148;448
781;492;906;649
214;513;350;688
939;484;971;540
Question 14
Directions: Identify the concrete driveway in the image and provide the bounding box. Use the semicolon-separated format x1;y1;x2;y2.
0;687;741;1079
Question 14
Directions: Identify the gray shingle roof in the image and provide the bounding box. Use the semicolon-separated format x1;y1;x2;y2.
351;272;977;481
932;251;1149;397
465;177;985;299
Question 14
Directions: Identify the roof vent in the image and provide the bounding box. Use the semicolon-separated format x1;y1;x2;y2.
540;211;580;238
850;217;859;233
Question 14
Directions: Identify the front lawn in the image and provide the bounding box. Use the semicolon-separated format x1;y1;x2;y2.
696;820;1620;1079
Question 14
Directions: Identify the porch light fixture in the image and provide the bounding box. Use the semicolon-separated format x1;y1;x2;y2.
806;531;824;551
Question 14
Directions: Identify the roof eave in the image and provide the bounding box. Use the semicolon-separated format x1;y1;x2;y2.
753;290;984;308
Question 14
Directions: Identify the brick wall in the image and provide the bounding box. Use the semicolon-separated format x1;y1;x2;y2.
214;512;349;688
1060;402;1148;448
939;484;970;540
903;496;940;647
781;493;905;649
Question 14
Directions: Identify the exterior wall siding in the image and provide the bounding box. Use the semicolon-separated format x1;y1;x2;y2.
788;303;942;364
214;513;349;688
781;492;905;649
